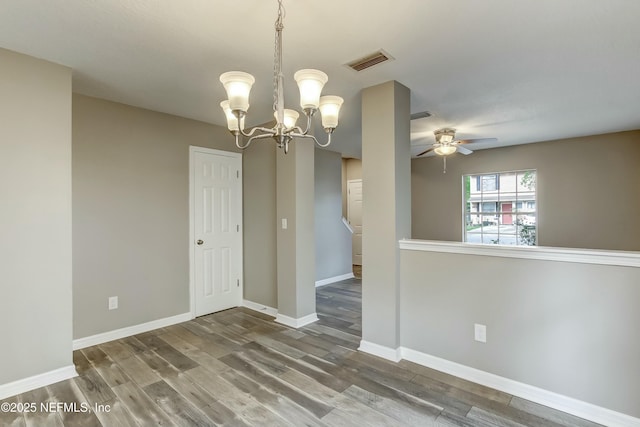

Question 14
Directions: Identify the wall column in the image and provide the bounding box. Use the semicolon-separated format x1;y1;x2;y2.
0;48;74;397
360;81;411;359
275;140;317;327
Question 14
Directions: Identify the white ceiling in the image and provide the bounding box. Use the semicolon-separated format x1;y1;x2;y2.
1;0;639;158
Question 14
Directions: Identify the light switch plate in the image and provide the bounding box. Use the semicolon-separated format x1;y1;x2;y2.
474;323;486;343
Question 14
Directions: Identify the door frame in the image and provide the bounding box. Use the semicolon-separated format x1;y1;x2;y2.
189;146;243;318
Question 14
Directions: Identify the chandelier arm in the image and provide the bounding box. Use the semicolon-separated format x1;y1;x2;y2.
237;125;276;138
287;110;314;135
291;133;318;143
300;110;314;135
245;133;276;147
233;132;253;150
315;132;332;148
291;132;332;148
290;126;305;134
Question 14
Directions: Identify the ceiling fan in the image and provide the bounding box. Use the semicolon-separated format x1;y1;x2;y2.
415;128;497;173
416;128;497;157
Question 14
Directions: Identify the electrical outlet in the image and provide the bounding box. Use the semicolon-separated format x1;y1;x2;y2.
281;218;288;229
108;296;118;310
474;323;487;343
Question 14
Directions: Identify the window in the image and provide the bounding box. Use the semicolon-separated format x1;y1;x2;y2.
464;170;537;246
481;174;498;191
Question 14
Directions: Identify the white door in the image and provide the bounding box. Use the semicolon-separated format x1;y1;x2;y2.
347;179;363;265
191;147;243;317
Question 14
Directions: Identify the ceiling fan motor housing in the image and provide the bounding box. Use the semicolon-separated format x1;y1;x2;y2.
434;128;456;144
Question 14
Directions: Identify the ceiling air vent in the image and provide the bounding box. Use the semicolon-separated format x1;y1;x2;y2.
410;111;432;121
346;50;393;72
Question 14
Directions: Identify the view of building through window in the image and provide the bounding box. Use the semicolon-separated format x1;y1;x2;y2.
463;170;537;245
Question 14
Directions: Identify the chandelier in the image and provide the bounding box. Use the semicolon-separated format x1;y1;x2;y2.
219;0;344;154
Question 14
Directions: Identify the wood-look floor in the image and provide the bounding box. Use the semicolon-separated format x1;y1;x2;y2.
1;279;603;426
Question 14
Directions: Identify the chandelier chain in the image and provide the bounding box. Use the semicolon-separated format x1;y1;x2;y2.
272;0;285;113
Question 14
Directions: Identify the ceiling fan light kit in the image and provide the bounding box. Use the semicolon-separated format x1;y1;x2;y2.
218;0;343;154
433;128;457;156
434;145;457;156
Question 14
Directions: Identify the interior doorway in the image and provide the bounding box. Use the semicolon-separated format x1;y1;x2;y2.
190;146;243;317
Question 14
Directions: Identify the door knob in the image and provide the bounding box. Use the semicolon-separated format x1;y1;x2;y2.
196;239;204;245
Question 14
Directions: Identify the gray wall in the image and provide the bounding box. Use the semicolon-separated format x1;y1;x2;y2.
72;94;238;338
411;130;640;250
400;248;640;418
0;49;73;383
243;142;277;308
315;149;352;281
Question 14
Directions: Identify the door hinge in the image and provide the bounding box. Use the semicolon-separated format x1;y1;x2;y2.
237;279;240;287
237;170;239;178
237;224;240;232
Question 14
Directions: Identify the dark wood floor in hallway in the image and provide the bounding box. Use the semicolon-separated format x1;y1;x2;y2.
1;278;603;426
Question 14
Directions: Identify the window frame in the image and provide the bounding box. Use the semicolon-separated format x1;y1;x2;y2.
462;169;538;246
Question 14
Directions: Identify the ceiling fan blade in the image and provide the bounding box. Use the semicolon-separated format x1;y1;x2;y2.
457;145;474;155
416;147;434;157
456;138;498;145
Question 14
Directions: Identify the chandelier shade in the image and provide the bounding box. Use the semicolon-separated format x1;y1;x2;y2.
219;71;255;112
220;100;240;131
319;96;344;129
294;69;328;110
275;109;300;129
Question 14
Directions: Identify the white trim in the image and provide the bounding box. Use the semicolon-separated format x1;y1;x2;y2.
400;347;640;427
189;146;243;158
341;217;353;233
73;312;191;350
189;146;196;317
0;365;78;401
358;340;402;362
242;299;278;317
275;313;319;328
316;272;355;287
399;239;640;268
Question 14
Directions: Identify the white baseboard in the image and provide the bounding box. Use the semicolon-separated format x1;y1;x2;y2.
400;347;640;427
242;299;278;317
73;312;192;350
341;217;353;233
0;365;78;401
316;272;355;287
358;340;401;362
275;312;319;328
